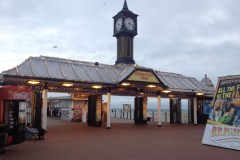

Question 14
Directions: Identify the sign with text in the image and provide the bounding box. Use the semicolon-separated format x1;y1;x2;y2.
72;93;88;100
202;75;240;150
123;104;131;112
0;85;32;100
32;86;98;93
127;71;159;83
32;85;157;96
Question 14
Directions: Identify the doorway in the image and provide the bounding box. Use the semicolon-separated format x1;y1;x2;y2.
170;99;181;123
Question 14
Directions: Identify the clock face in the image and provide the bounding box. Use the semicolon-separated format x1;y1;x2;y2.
124;17;135;30
115;18;123;32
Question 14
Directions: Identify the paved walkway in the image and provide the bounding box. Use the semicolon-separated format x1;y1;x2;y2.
1;117;239;160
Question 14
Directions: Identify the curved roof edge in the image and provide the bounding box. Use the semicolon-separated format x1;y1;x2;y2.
0;56;214;95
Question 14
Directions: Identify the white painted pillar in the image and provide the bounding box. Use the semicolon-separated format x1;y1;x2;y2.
193;97;197;125
157;95;162;127
42;88;48;130
70;100;74;121
106;92;111;129
82;102;87;123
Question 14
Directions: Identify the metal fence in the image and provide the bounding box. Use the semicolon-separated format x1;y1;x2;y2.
110;109;189;123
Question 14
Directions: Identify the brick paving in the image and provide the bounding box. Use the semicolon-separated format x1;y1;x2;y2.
1;117;239;160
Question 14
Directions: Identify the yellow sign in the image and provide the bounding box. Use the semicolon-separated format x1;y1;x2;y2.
72;93;88;100
127;71;159;83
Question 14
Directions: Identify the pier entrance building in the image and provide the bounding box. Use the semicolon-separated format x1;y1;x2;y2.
0;1;214;131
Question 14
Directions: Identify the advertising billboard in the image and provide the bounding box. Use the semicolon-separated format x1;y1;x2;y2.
202;75;240;150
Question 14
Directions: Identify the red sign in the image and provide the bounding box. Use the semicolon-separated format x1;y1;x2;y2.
0;85;32;100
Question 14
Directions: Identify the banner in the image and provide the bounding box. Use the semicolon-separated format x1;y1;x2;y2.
202;124;240;150
202;75;240;150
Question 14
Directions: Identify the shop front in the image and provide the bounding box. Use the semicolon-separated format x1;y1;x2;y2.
0;85;32;146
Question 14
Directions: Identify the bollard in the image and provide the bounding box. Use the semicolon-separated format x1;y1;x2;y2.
152;111;154;121
130;109;132;119
127;112;128;119
120;110;122;118
165;112;167;122
115;109;116;118
123;111;125;119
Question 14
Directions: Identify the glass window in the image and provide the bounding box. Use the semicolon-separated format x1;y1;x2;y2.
203;100;212;114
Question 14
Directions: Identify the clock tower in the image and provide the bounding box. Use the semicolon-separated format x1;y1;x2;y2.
113;0;138;64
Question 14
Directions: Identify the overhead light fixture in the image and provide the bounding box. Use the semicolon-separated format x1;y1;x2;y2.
146;84;156;88
91;85;102;89
62;82;73;87
196;92;204;96
162;90;172;93
28;80;40;85
121;82;130;86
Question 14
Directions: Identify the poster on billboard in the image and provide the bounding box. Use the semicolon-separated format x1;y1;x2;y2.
202;75;240;150
123;104;131;112
72;101;83;122
143;96;148;120
96;95;102;122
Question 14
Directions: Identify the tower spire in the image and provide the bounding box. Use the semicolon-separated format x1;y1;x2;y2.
123;0;128;10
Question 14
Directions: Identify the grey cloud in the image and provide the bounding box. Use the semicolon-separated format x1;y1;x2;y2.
0;0;240;87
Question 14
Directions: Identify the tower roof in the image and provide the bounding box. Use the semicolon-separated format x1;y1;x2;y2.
123;0;129;10
113;0;138;17
201;74;214;88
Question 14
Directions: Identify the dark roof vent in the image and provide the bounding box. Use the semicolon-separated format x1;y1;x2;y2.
95;62;99;66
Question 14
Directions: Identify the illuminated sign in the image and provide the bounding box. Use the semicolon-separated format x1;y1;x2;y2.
127;71;159;83
72;93;88;100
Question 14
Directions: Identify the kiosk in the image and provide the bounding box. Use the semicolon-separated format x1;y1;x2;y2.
0;85;31;145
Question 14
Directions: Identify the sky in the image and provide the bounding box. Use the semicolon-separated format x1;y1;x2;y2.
0;0;240;107
0;0;240;84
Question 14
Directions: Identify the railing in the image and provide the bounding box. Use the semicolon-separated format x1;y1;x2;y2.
110;109;189;123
